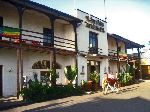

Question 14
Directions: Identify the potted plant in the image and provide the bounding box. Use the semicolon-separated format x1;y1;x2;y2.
89;71;100;91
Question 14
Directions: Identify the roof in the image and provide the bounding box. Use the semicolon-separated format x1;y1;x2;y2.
108;33;144;49
6;0;82;23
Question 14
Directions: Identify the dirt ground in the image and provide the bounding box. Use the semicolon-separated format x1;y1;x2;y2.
2;80;150;112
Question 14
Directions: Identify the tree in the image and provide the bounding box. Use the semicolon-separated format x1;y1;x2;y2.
64;66;77;84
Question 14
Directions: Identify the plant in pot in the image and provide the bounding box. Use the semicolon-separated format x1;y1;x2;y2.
89;71;100;91
64;66;78;84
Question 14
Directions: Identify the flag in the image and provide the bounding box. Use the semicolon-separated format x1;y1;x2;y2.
0;26;20;38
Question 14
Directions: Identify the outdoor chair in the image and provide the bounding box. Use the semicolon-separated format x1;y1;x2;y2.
102;74;120;95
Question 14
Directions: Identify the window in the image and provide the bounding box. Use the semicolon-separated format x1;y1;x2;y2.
32;60;50;69
43;28;52;46
89;32;98;54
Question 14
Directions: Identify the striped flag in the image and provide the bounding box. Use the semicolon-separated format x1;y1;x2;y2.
0;26;20;38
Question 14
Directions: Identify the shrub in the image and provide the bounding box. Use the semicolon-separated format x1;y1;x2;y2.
118;72;133;86
90;71;100;84
19;81;82;102
89;71;100;91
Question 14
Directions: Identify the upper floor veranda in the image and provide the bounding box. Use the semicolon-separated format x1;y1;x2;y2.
0;0;81;55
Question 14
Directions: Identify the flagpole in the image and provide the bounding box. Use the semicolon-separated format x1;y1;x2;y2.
74;0;76;16
74;0;76;9
104;0;107;21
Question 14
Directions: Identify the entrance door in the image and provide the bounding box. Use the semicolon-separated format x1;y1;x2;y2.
87;61;100;80
0;65;2;96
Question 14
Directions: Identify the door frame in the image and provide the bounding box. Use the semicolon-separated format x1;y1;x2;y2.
87;60;100;81
0;65;3;97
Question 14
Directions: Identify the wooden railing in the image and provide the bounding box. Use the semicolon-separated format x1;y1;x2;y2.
0;26;75;50
108;49;128;61
89;47;103;55
108;49;117;56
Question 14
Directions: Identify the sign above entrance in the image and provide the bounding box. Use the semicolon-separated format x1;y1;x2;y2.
85;15;105;33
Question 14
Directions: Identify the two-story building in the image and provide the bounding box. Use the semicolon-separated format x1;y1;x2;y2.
0;0;81;97
0;0;144;97
107;33;144;78
76;9;108;85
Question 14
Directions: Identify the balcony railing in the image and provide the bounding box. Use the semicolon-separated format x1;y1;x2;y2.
108;49;117;56
89;47;103;55
0;26;75;51
108;49;128;61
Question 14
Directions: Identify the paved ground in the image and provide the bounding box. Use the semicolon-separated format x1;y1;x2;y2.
1;80;150;112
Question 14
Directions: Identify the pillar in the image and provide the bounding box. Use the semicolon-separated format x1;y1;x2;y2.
137;47;142;79
115;39;120;74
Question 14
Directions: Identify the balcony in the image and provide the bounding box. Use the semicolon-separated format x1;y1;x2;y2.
119;51;128;60
108;49;117;56
0;26;75;55
108;49;128;61
108;49;117;60
88;47;103;56
89;47;98;54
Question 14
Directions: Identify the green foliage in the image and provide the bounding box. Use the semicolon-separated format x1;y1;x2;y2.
118;72;133;86
90;71;100;83
49;69;59;86
19;81;49;102
81;81;90;92
19;81;83;102
129;65;135;76
64;66;77;84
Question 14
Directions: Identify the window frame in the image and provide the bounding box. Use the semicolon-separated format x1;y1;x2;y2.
89;31;98;54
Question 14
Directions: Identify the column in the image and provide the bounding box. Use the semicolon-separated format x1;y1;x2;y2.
115;39;120;74
17;6;25;98
72;22;78;85
49;16;56;86
137;47;142;79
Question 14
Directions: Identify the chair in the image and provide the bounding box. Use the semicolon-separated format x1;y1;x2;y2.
102;74;120;95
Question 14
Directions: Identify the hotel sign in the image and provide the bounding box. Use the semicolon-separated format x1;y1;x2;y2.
85;15;105;33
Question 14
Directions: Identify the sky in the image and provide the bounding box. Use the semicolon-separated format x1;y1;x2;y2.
31;0;150;45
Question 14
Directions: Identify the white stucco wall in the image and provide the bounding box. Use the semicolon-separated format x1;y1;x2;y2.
0;49;17;96
99;59;109;85
76;10;108;55
77;56;87;84
0;49;76;96
108;36;127;74
109;61;118;74
108;37;117;51
118;41;125;53
0;1;19;28
0;1;76;96
23;51;76;85
76;10;108;85
55;54;76;85
0;1;75;51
